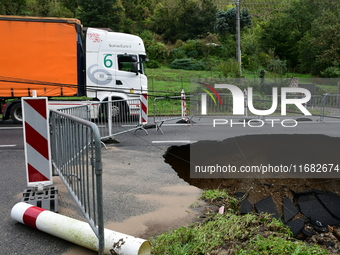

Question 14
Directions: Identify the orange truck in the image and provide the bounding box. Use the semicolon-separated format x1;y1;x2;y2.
0;16;148;123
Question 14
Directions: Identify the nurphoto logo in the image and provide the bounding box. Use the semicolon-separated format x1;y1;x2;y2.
200;84;312;128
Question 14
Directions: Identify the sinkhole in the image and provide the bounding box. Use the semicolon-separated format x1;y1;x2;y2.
163;134;340;194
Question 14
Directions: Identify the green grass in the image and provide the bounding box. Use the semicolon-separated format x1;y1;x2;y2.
147;67;338;97
200;189;229;201
146;67;339;117
147;66;222;97
150;189;328;255
238;235;328;255
146;67;315;96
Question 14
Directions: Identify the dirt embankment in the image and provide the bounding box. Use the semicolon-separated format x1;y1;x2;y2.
164;134;340;252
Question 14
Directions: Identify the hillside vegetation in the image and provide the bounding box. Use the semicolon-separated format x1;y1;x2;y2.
2;0;340;77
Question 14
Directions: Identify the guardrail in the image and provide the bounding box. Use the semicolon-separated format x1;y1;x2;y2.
49;109;104;254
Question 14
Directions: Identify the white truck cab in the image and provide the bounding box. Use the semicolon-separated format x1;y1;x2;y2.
85;28;148;102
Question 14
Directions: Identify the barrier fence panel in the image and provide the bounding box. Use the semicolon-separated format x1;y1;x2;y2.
320;94;340;121
153;96;182;122
55;104;90;121
153;94;194;133
195;93;262;119
195;93;334;121
262;94;324;118
49;109;104;254
57;99;146;140
89;99;146;139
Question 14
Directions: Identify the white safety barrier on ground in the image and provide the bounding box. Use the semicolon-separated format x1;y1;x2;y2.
11;202;151;255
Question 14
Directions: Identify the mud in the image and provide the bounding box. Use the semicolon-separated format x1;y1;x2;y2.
105;185;204;239
61;144;204;255
164;134;340;214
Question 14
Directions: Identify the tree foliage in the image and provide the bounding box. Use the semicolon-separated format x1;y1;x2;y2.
1;0;340;75
148;0;217;42
0;0;26;15
214;8;252;35
259;0;340;74
77;0;124;30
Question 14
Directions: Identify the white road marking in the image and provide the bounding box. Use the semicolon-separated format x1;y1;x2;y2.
0;127;23;130
0;144;17;147
152;140;194;144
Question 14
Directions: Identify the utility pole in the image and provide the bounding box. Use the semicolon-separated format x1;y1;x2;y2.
236;0;242;77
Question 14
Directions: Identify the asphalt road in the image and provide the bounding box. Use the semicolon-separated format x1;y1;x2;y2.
1;116;340;254
0;121;76;254
0;119;202;255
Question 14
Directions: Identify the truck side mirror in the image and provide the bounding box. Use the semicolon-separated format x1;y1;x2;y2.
132;62;139;75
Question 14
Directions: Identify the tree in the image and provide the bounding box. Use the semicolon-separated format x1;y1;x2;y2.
122;0;157;21
24;0;74;17
49;1;74;17
214;7;252;35
0;0;26;15
177;0;217;41
148;0;217;43
259;0;340;74
77;0;124;30
60;0;78;16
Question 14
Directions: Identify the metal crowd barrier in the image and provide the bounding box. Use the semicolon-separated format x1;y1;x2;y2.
195;93;262;119
195;93;340;121
55;104;91;120
319;94;340;121
57;98;147;140
49;109;104;254
153;94;194;133
89;99;147;139
262;94;324;117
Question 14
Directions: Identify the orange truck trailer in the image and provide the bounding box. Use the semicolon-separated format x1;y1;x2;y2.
0;16;148;123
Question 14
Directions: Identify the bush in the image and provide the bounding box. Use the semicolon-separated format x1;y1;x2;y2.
170;58;205;70
320;66;340;78
215;59;241;78
146;60;161;68
170;48;187;59
267;58;287;75
145;42;169;63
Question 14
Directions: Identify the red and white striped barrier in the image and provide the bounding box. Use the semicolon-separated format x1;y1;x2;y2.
140;93;148;124
181;89;188;122
11;202;151;255
22;96;52;187
176;89;190;124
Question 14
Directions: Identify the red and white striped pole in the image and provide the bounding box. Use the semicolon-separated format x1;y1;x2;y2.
22;93;53;188
11;202;151;255
181;89;188;122
140;93;148;125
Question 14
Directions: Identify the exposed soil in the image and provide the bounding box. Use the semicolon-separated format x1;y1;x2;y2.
163;134;340;253
164;134;340;210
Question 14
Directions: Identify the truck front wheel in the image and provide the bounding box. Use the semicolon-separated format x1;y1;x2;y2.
10;103;23;123
99;101;129;122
